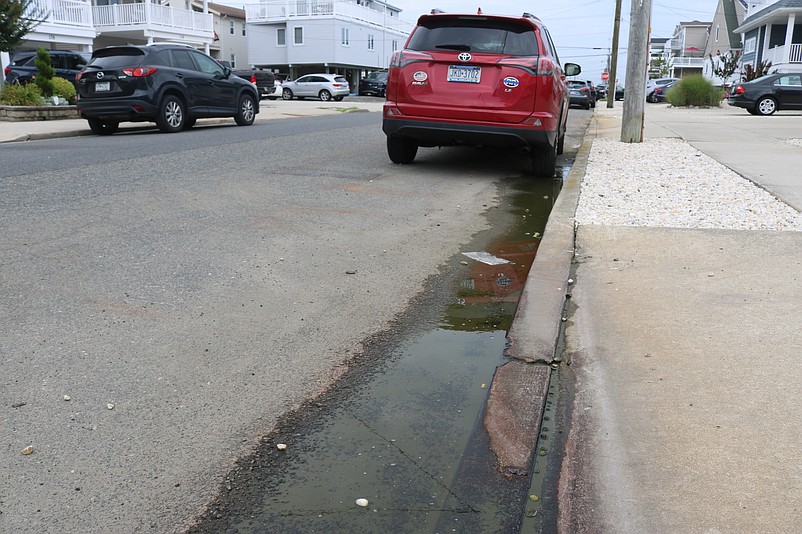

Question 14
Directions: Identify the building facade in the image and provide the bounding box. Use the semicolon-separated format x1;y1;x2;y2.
703;0;748;86
665;20;713;78
244;0;412;86
735;0;802;73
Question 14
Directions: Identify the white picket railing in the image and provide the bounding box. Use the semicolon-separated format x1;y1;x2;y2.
93;3;212;32
27;0;93;27
246;0;412;33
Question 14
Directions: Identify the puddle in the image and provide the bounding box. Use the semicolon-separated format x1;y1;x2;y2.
190;175;564;533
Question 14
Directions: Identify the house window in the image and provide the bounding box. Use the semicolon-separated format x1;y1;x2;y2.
342;27;349;46
744;37;756;54
294;26;304;45
368;34;374;50
230;53;236;69
277;28;286;46
242;23;246;36
715;26;719;42
392;40;398;52
229;20;234;35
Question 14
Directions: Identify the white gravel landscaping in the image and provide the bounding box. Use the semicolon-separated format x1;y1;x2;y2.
575;137;802;231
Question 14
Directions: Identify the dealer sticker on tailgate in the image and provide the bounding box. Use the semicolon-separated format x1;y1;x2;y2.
447;65;481;83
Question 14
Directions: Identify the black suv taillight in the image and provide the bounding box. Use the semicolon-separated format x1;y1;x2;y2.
122;66;158;77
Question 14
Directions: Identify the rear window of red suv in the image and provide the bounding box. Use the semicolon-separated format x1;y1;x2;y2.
406;17;539;56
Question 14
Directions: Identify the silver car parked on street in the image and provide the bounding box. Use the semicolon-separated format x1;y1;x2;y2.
281;73;350;101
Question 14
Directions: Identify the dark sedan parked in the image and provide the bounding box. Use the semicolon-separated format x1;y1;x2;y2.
728;73;802;115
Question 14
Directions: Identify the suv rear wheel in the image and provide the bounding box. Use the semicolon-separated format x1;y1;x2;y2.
531;142;557;177
387;137;418;164
156;95;185;133
282;88;293;100
319;89;332;101
87;118;119;136
235;94;256;125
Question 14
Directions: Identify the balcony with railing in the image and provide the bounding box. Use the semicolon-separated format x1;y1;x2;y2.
93;2;213;40
22;0;95;42
671;56;705;68
246;0;413;34
762;43;802;66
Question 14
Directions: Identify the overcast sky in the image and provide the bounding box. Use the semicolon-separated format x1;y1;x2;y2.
391;0;722;83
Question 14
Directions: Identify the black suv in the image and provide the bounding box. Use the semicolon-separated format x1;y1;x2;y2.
4;50;90;87
76;44;259;135
358;71;388;97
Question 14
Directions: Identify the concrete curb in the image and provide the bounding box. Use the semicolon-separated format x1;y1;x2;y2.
506;130;592;364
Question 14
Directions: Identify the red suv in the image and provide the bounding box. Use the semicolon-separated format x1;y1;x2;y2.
382;11;580;177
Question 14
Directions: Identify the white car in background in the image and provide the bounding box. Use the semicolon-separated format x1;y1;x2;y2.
280;73;350;101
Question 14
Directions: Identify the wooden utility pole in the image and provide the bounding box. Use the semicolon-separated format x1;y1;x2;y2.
621;0;652;143
607;0;623;109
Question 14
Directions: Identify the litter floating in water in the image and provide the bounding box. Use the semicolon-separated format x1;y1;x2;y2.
461;252;512;266
355;498;369;507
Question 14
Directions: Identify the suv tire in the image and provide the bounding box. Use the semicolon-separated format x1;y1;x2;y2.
319;89;332;101
235;94;256;125
282;88;293;100
531;142;557;177
387;137;418;164
156;95;185;133
87;118;119;136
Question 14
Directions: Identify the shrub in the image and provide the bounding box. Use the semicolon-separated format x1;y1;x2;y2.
34;48;55;97
0;82;43;106
51;77;77;102
666;75;724;107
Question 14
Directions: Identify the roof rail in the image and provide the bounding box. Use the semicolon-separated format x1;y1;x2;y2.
522;12;541;20
430;8;445;14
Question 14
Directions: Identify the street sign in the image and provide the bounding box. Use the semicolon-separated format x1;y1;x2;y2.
601;71;610;81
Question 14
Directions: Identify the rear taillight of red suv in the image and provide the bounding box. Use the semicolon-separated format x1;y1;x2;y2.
496;56;555;76
3;66;10;76
390;50;434;69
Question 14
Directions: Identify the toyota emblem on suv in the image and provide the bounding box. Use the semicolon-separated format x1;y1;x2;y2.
458;52;472;62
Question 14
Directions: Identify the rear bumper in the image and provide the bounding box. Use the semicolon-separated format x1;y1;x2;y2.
727;96;752;109
77;98;159;121
382;115;553;149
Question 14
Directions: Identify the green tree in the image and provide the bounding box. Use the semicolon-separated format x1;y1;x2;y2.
34;47;54;97
649;56;670;78
0;0;46;53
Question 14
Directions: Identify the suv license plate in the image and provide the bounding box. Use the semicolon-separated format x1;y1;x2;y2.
95;81;111;92
447;65;481;83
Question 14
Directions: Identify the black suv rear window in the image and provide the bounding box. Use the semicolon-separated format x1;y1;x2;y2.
89;48;146;69
407;18;538;56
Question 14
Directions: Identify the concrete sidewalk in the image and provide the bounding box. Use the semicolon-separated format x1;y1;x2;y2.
0;98;384;143
558;105;802;533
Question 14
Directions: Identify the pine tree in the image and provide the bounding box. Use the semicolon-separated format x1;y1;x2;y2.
0;0;46;53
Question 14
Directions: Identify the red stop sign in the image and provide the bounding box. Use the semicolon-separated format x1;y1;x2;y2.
601;71;610;81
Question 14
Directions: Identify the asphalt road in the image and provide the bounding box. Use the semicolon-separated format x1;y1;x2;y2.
1;109;591;532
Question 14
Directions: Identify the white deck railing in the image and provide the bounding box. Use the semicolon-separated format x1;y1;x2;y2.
246;0;412;34
27;0;93;27
93;3;212;32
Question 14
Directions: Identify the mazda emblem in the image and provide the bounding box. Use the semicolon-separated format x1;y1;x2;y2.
96;72;104;79
458;52;472;62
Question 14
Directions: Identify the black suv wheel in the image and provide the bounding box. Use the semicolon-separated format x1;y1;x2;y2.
156;95;185;133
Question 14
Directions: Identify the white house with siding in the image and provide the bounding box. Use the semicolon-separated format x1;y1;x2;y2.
244;0;412;88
